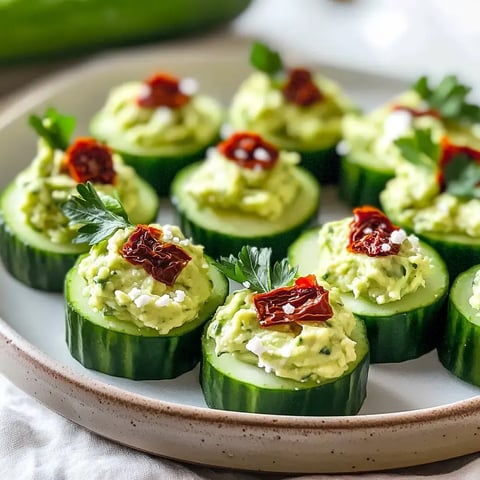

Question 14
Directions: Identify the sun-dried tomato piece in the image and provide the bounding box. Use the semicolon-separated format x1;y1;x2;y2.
136;72;190;109
253;274;333;327
282;68;323;107
63;137;116;184
391;104;441;119
121;225;191;286
347;206;401;257
436;136;480;190
217;132;279;170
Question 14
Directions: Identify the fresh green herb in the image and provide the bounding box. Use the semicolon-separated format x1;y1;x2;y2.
250;41;283;76
61;182;132;245
28;107;75;151
394;129;439;170
215;246;297;293
413;75;480;123
444;153;480;199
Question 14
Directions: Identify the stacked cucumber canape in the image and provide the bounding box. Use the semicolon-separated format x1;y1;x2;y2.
0;108;158;291
61;183;228;380
171;131;319;261
90;70;223;196
229;42;357;184
339;75;480;207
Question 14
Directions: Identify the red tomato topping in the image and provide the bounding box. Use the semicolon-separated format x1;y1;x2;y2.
63;137;116;184
253;274;333;327
217;132;279;170
282;68;323;107
347;206;400;257
121;225;191;286
437;136;480;190
136;72;190;109
391;104;441;119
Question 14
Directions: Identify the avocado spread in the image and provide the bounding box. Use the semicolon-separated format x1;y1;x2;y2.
78;224;212;334
206;287;357;382
380;162;480;237
94;82;223;152
184;146;301;220
317;218;431;304
17;139;139;244
229;72;355;151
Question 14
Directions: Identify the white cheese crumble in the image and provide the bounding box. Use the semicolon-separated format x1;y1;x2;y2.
162;227;173;241
152;106;173;125
246;336;266;356
220;123;234;139
128;287;142;300
379;109;413;148
380;243;391;252
390;229;407;244
173;289;186;303
336;139;350;156
233;148;248;160
253;147;271;162
282;302;295;314
242;281;251;288
134;294;153;308
178;77;198;96
363;227;373;234
155;294;171;307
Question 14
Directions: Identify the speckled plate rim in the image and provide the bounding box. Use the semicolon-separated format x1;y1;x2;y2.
0;39;479;473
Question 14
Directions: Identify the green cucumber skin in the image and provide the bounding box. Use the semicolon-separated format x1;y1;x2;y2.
298;146;339;185
338;155;394;207
438;266;480;386
65;260;228;380
201;322;369;416
289;229;449;363
0;209;78;291
0;0;252;64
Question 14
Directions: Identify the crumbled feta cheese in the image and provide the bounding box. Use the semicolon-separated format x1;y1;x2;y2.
178;77;198;96
179;239;190;246
173;289;186;303
282;302;295;314
336;139;350;156
380;109;413;146
134;294;153;308
380;243;391;252
172;236;180;243
220;123;234;139
155;294;171;307
363;227;373;234
153;106;173;125
242;281;251;288
162;227;173;241
233;148;248;160
246;336;266;356
128;287;142;300
253;147;271;162
390;229;407;244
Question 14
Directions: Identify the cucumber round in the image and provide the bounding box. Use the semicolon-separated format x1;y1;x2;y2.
170;163;320;261
201;318;369;416
0;177;159;291
289;229;449;363
65;257;228;380
296;145;339;184
438;265;480;386
338;154;394;207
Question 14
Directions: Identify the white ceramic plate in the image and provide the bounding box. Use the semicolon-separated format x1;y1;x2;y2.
1;42;480;474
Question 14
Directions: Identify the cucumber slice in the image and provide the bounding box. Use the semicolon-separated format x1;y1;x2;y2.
289;229;449;363
66;258;228;380
171;163;320;261
0;177;159;291
339;154;394;207
438;266;480;386
297;145;339;184
201;318;369;416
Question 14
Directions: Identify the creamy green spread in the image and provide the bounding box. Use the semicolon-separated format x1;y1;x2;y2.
206;287;357;382
341;91;480;168
17;139;139;244
380;162;480;237
229;72;355;151
78;224;212;334
317;218;431;304
469;270;480;310
95;82;222;150
184;146;301;220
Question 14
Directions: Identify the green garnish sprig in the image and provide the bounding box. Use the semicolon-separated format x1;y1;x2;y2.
394;128;439;170
28;107;75;151
413;75;480;123
443;154;480;199
61;182;132;245
215;245;297;293
250;41;284;77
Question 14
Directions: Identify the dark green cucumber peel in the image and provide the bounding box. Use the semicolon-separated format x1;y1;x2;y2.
201;320;369;416
289;229;449;363
438;266;480;386
297;145;339;185
338;155;394;207
65;258;228;380
0;177;159;292
171;163;320;261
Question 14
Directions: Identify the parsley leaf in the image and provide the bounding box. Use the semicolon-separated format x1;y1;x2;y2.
250;41;283;76
28;107;75;151
394;129;439;170
413;75;480;123
215;246;298;293
444;153;480;199
61;182;132;245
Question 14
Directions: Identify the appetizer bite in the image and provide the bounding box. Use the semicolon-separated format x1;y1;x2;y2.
229;42;356;183
201;246;369;416
380;129;480;279
90;70;223;195
170;131;320;261
0;109;158;291
289;206;449;363
339;75;480;206
438;265;480;386
62;183;228;380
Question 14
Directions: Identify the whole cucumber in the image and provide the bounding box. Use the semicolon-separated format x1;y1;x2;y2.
0;0;252;63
